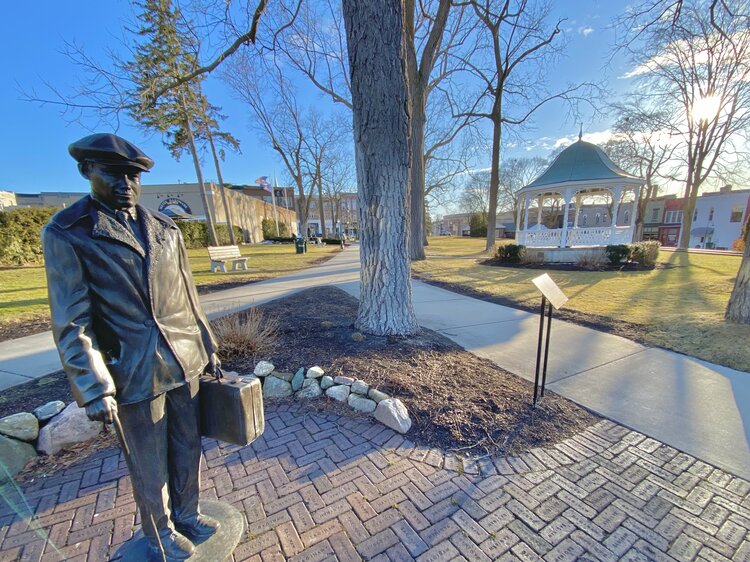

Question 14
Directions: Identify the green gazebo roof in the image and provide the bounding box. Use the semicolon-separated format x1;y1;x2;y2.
524;139;641;191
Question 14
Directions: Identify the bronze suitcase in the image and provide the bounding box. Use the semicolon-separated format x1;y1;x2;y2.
199;373;264;446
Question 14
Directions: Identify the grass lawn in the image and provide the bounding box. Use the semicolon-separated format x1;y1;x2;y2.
0;243;340;332
416;236;750;372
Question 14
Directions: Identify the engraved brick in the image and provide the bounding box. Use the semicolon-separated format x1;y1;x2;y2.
420;518;460;547
507;520;552;555
299;518;342;548
540;518;575;546
569;529;618;562
275;521;304;557
356;529;399;559
450;509;489;544
478;528;519;558
391;519;428;557
287;539;335;562
449;531;491;562
415;539;460;562
541;537;583;562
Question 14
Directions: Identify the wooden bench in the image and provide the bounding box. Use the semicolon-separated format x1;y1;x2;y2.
207;245;248;273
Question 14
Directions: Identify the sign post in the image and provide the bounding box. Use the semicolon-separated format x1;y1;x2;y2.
530;273;568;407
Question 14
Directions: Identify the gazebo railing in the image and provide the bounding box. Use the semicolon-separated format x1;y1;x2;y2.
522;226;634;247
524;229;563;247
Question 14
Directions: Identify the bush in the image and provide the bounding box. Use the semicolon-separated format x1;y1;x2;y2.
733;238;746;253
265;236;296;243
210;308;278;362
605;244;630;265
496;243;525;263
262;217;289;240
629;241;660;267
0;207;58;265
322;237;344;245
176;221;242;248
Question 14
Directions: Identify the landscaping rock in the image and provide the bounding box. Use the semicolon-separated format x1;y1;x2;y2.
368;389;389;403
0;413;39;442
254;361;275;376
351;380;369;396
326;385;350;402
306;366;325;379
0;435;36;483
37;402;103;456
33;400;66;422
271;371;294;383
374;399;412;434
297;379;322;399
320;376;334;390
348;394;376;414
291;368;305;392
263;376;293;398
334;376;354;386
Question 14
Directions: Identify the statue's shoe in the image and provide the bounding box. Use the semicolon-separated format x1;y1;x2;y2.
148;529;194;560
174;513;221;541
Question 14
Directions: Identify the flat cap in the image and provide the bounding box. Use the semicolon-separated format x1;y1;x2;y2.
68;133;154;171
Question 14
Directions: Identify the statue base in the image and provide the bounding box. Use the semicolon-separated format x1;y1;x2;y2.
111;500;246;562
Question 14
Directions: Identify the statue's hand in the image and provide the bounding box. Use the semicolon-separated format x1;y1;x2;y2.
206;353;222;379
85;396;118;424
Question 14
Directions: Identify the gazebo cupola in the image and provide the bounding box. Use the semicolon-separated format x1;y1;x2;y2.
515;136;644;248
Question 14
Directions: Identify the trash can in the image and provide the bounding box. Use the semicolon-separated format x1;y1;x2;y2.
295;237;307;254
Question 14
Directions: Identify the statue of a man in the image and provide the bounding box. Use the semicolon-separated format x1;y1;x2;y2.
42;133;220;560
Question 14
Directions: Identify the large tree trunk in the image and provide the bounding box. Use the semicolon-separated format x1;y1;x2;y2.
343;0;419;336
207;130;237;244
726;217;750;323
316;172;327;237
485;111;501;252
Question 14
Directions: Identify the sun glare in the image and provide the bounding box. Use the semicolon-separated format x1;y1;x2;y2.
692;94;721;122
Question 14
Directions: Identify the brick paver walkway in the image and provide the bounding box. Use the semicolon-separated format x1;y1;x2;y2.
1;403;749;561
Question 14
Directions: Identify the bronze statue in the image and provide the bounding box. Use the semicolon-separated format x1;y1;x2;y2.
42;134;221;560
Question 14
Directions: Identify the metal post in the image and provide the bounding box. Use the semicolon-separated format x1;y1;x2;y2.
533;295;547;407
540;301;553;397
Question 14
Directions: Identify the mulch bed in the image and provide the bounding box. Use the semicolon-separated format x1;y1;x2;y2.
223;287;599;457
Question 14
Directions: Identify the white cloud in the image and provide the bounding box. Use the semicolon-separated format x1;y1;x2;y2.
554;129;614;148
578;26;594;37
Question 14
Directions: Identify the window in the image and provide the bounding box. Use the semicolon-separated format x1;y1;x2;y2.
709;207;714;221
581;214;587;226
730;205;743;222
694;209;698;221
651;207;660;221
624;210;630;224
665;210;683;224
595;213;601;225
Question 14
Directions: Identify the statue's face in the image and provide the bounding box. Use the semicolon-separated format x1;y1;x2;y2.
87;162;142;210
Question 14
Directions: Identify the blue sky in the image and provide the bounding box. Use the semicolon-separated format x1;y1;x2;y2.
1;1;635;194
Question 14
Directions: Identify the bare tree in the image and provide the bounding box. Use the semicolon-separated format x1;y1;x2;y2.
342;0;419;335
223;51;315;235
453;0;596;252
620;1;750;252
604;99;677;240
727;214;750;323
498;156;547;224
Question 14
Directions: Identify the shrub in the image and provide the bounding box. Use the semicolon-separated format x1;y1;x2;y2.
210;308;278;362
322;237;344;245
605;244;630;265
0;207;58;265
262;217;289;240
496;243;525;263
576;251;606;270
265;236;296;243
732;238;746;253
629;241;660;267
176;221;242;248
469;212;488;237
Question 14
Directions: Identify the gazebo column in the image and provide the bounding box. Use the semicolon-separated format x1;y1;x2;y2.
515;195;525;242
521;195;530;244
560;189;573;248
536;196;543;228
609;186;624;243
573;194;581;228
629;186;640;242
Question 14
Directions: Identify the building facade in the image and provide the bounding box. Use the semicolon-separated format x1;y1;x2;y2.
433;212;516;238
0;191;17;211
688;186;750;249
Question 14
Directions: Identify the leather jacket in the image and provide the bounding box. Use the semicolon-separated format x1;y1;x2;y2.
42;196;218;406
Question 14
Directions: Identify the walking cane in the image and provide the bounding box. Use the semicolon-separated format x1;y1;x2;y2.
111;412;167;562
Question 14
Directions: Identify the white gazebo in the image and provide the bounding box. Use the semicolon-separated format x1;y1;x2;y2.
515;137;644;257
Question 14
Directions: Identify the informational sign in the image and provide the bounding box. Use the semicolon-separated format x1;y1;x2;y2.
158;197;192;215
532;273;568;310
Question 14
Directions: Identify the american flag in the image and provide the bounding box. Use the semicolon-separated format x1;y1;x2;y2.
255;176;272;193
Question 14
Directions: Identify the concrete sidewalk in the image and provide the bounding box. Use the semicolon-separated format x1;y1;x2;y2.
1;246;748;479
